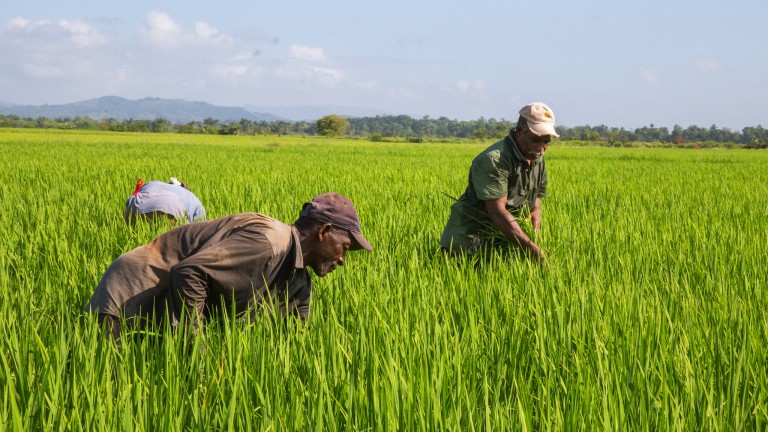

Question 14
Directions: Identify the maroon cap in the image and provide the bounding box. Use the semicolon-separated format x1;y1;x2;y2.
300;192;373;251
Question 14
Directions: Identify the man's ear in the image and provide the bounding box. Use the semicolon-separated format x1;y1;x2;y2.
317;223;334;241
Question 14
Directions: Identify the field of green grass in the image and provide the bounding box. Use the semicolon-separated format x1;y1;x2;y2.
1;128;766;430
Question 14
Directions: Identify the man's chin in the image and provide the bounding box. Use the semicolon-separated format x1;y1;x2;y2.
310;265;334;277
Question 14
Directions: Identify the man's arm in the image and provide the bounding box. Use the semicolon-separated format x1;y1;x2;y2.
168;227;276;330
484;197;547;264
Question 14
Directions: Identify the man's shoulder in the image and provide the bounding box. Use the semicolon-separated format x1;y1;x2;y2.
201;213;285;234
483;137;507;153
228;212;287;228
472;138;514;170
232;213;294;249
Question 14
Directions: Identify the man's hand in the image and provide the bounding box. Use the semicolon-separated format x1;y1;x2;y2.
529;207;542;233
528;241;551;269
484;197;548;265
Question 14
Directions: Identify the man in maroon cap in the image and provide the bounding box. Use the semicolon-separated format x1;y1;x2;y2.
85;192;373;340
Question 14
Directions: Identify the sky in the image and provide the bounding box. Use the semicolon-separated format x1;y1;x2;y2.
1;0;766;129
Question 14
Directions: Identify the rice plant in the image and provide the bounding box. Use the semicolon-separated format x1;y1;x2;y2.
0;129;766;430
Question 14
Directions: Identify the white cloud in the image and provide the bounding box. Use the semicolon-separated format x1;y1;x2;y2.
271;44;341;86
141;10;183;49
8;17;34;29
194;21;218;39
273;66;298;80
212;65;249;76
229;51;260;61
309;66;342;82
640;69;660;85
23;63;67;78
2;17;110;83
5;17;106;48
5;18;59;42
193;21;234;46
59;19;107;47
21;58;95;78
273;64;342;86
289;44;327;61
451;79;490;102
140;11;234;50
456;79;486;93
697;57;725;73
353;79;380;90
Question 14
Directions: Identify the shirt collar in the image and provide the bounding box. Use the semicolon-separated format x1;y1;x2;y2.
290;226;305;269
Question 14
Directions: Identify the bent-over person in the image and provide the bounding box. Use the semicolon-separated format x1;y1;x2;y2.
86;192;373;340
124;177;206;225
440;102;558;265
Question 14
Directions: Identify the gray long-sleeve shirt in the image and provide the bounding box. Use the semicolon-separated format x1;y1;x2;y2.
125;181;206;222
85;213;312;327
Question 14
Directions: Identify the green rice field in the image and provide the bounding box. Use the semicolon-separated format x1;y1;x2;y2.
1;128;767;430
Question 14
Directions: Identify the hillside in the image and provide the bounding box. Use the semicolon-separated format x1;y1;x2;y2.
0;96;283;123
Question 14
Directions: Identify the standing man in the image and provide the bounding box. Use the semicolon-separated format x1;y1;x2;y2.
86;192;373;340
124;177;206;225
440;102;558;265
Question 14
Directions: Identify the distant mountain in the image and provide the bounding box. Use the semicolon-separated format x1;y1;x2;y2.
0;96;284;123
244;105;391;121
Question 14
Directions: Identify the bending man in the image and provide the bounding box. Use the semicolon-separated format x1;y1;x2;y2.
440;102;558;265
86;192;373;339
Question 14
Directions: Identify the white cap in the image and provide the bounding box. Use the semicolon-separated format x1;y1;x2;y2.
519;102;559;137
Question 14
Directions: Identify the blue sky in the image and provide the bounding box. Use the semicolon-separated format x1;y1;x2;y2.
1;0;766;129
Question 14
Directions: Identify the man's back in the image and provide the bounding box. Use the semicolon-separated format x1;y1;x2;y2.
125;181;206;223
86;213;305;321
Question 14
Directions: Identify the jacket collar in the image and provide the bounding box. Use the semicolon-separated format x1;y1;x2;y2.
290;226;305;269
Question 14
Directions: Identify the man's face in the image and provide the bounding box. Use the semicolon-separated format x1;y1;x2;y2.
516;127;551;161
308;227;352;277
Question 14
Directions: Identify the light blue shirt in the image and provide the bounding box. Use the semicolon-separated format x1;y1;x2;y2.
125;181;206;222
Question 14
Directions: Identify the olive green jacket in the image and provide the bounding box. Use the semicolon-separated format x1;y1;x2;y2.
440;134;547;252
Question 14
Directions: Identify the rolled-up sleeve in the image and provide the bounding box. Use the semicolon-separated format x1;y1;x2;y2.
471;152;509;201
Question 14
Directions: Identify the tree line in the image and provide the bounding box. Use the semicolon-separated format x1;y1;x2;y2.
1;112;767;147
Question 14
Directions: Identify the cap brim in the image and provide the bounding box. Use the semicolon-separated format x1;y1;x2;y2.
528;122;560;138
349;231;373;251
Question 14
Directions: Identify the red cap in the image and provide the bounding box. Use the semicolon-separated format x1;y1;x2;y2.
300;193;373;251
